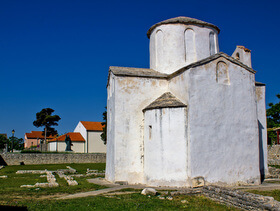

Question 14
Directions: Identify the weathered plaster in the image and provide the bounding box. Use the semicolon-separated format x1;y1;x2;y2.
106;16;266;187
144;107;189;187
255;84;268;179
149;24;219;74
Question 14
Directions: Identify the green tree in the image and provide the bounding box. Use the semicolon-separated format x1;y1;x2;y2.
100;107;107;145
7;136;24;151
267;94;280;144
0;135;23;152
33;108;61;142
10;137;24;151
0;134;8;151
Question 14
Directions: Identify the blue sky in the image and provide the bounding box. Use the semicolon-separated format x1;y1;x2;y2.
0;0;279;139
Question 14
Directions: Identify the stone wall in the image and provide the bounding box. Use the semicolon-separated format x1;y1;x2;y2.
268;145;280;165
0;153;106;166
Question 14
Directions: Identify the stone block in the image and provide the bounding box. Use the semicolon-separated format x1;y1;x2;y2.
192;176;205;188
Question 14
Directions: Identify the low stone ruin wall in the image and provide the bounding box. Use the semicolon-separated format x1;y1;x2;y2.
170;186;280;210
268;145;280;165
0;153;106;165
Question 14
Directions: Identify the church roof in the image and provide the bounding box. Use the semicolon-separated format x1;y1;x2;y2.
255;81;266;86
49;132;85;142
109;66;168;78
109;52;256;83
147;16;220;38
169;52;256;78
143;92;187;112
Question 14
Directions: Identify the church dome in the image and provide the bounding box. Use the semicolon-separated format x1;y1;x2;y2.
148;16;220;74
147;16;220;38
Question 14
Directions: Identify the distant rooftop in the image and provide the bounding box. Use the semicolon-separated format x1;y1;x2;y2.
25;131;56;139
147;16;220;38
49;132;85;142
80;121;104;131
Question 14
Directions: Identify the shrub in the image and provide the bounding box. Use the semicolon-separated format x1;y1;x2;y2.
21;150;41;153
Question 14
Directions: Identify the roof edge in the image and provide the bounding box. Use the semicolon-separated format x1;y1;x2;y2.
168;52;256;79
143;92;187;112
147;16;220;38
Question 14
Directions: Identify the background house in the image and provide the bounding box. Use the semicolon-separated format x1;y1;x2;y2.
24;131;56;149
74;121;106;153
48;132;85;152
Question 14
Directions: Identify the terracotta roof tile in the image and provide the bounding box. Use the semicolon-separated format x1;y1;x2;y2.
25;131;56;139
49;132;85;142
80;121;104;131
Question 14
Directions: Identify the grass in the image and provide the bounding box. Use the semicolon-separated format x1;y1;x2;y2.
0;163;106;202
246;189;280;201
244;165;280;201
0;163;240;210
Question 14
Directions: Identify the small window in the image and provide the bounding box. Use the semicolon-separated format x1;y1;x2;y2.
209;32;216;55
156;30;163;68
149;125;152;140
216;61;230;85
184;28;196;63
236;52;240;60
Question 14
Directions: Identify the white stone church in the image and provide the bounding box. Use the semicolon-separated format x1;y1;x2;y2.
105;17;267;187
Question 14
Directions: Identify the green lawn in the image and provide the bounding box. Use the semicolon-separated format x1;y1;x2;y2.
0;163;239;210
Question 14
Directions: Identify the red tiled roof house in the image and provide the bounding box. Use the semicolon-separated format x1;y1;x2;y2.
74;121;106;153
48;132;85;152
24;131;56;148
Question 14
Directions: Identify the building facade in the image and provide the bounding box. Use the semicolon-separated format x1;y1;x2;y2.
24;131;55;149
74;121;106;153
106;17;267;187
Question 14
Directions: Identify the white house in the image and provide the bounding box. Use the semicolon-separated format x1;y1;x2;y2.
48;132;85;152
48;121;106;153
106;17;267;187
74;121;106;153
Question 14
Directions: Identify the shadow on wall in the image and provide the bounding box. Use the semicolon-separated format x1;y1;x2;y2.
258;120;265;182
0;155;7;166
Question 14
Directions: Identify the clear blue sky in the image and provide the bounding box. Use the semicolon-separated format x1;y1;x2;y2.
0;0;279;139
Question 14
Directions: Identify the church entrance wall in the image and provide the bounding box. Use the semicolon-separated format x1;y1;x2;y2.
143;107;190;187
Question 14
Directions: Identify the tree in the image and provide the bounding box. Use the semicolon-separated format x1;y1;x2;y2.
267;94;280;144
100;107;107;145
0;135;24;152
9;137;24;151
0;134;8;151
267;94;280;128
33;108;61;142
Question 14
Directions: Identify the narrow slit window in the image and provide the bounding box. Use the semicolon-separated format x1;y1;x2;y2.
209;32;215;55
184;28;196;63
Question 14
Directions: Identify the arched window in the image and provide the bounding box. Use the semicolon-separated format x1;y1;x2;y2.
235;52;240;60
155;30;163;67
209;32;216;56
184;28;196;63
216;61;230;85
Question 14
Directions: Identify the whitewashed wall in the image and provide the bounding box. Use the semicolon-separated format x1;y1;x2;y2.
256;85;268;178
106;73;116;182
88;131;106;153
185;59;260;185
74;122;87;152
106;73;168;184
49;142;57;152
144;107;189;187
48;141;85;153
150;24;219;74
